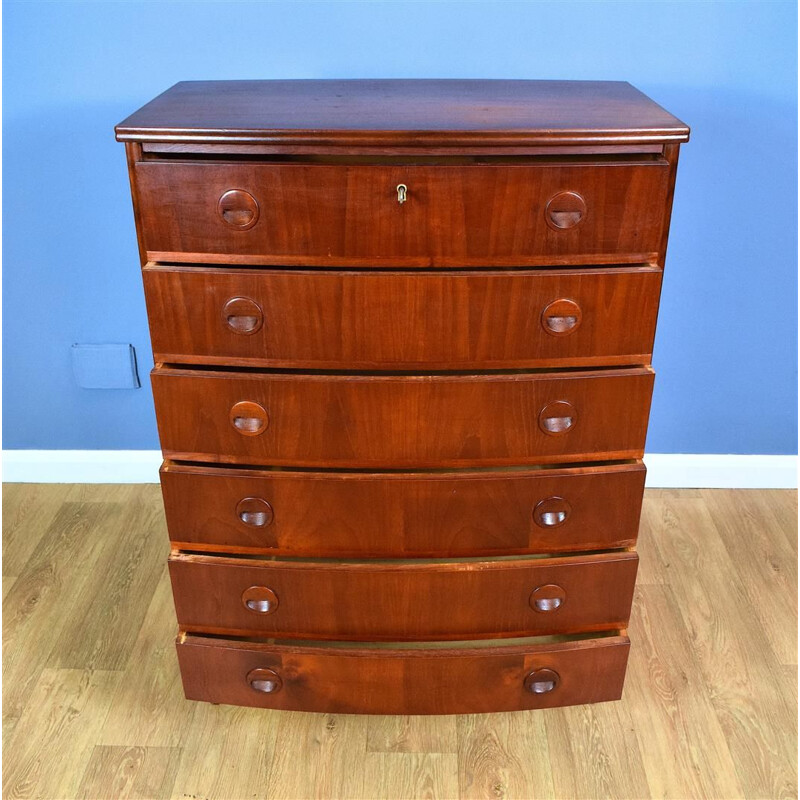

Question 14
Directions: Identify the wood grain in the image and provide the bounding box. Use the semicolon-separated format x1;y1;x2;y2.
134;160;670;267
160;460;646;557
643;491;798;799
151;366;655;468
543;699;650;799
457;711;553;798
176;632;631;714
76;746;181;800
167;704;279;800
2;484;795;798
143;264;663;370
114;79;690;147
168;551;638;640
3;668;120;800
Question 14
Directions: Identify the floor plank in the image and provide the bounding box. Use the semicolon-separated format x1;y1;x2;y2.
367;714;459;755
49;486;167;670
98;567;194;749
701;489;798;666
76;745;181;800
266;712;368;799
2;484;74;577
3;575;17;600
3;501;123;738
169;704;279;800
363;753;460;800
3;668;120;800
629;581;748;799
544;699;650;799
647;492;798;799
457;711;554;799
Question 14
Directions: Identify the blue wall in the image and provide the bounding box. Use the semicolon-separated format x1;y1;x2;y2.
3;0;797;453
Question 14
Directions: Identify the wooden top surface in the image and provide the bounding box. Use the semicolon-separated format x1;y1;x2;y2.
115;79;689;147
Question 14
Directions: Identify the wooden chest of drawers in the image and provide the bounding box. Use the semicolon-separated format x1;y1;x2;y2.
117;79;688;715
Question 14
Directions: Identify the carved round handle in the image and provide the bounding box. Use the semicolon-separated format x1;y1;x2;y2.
545;191;586;230
218;189;259;229
223;297;264;335
246;667;282;693
229;401;269;436
541;299;582;336
529;584;566;612
242;586;279;614
524;668;560;694
538;400;575;435
236;497;274;528
533;497;572;528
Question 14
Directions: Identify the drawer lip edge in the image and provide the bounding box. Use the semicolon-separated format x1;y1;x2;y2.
145;251;663;269
177;630;631;657
143;261;664;276
151;364;656;381
159;458;647;479
167;549;640;571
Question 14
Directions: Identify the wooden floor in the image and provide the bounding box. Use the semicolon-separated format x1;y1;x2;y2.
2;484;797;800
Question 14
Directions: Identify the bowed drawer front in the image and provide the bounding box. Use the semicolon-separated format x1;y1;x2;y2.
159;460;647;557
151;366;654;468
168;551;639;640
135;161;671;267
143;265;663;369
117;79;688;715
176;633;632;715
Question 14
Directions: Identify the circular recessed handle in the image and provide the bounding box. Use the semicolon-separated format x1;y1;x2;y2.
223;297;264;335
529;584;566;612
524;668;560;694
236;497;274;528
229;401;269;436
242;585;279;614
538;400;575;436
246;667;282;694
541;299;582;336
218;189;260;229
545;191;586;230
533;497;572;528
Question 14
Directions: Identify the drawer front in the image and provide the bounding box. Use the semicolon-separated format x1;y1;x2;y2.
134;161;670;266
144;265;662;369
176;633;631;714
161;461;646;557
152;367;654;468
168;551;638;639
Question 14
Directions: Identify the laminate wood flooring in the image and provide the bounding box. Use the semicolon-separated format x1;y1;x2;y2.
3;485;796;799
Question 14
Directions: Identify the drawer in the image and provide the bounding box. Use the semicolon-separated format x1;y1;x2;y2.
161;460;646;557
168;551;638;640
133;160;670;267
143;264;662;369
176;632;631;714
152;366;654;468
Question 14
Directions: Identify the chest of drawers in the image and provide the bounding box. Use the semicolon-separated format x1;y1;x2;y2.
116;79;688;715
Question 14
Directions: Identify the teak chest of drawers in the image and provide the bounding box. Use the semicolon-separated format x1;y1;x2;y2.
116;80;688;715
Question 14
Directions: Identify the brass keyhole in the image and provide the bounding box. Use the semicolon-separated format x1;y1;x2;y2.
397;184;408;204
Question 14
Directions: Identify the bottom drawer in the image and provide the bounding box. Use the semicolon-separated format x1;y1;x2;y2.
176;632;630;715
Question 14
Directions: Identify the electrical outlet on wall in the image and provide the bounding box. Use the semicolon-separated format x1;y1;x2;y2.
71;343;141;389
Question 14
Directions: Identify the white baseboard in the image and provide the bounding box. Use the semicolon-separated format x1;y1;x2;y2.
643;454;796;489
2;450;163;484
1;450;796;488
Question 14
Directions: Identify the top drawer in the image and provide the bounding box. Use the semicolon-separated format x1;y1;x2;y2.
133;160;671;267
